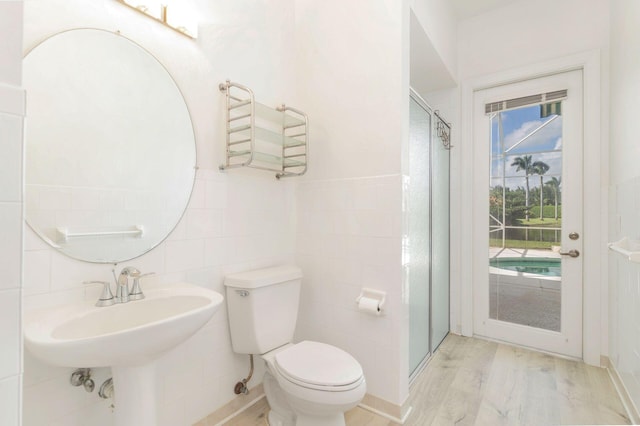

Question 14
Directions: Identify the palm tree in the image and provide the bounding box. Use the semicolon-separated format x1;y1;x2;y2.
532;160;550;220
511;155;534;220
545;177;562;220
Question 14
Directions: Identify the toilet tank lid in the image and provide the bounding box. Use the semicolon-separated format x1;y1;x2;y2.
224;265;302;289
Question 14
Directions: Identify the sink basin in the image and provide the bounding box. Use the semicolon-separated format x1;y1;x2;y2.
24;282;224;367
24;282;224;426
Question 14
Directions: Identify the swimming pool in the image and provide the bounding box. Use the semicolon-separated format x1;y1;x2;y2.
489;257;561;277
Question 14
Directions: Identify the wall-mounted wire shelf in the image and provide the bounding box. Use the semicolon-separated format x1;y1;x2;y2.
219;80;308;179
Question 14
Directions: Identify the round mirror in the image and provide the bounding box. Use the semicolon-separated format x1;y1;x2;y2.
23;29;196;263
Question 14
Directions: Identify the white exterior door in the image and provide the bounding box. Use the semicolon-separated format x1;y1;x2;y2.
472;70;583;358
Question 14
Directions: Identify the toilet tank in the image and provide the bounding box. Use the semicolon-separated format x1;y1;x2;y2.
224;265;302;355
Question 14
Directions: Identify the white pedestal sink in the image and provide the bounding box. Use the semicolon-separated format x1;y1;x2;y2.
24;283;224;426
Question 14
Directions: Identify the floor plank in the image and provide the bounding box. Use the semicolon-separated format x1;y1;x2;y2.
222;397;269;426
214;335;629;426
406;335;629;426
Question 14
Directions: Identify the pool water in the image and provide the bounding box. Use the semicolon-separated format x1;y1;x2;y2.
489;257;561;277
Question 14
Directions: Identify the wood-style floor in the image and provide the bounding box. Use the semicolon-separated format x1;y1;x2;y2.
222;334;630;426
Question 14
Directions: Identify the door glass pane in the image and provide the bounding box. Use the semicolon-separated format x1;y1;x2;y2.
408;97;430;376
488;103;562;331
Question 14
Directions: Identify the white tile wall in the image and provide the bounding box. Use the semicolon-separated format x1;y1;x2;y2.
609;4;640;413
291;0;407;408
295;175;404;404
19;0;413;423
609;177;640;413
0;1;23;87
0;1;23;425
23;172;295;426
0;375;21;426
0;289;21;379
0;203;22;290
21;0;298;423
0;115;23;202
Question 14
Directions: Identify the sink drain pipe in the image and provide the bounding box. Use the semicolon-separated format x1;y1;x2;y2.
99;378;114;399
234;354;254;395
70;368;95;393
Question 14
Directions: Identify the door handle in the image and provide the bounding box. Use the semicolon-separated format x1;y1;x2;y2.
558;249;580;258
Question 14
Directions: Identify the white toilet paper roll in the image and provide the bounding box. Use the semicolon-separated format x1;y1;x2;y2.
358;297;381;315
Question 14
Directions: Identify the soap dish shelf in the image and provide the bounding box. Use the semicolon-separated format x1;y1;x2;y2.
219;80;308;179
608;237;640;263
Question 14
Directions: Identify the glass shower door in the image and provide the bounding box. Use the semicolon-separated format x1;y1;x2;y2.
408;96;431;378
431;117;450;351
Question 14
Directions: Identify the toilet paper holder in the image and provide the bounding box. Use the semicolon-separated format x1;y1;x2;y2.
355;288;386;315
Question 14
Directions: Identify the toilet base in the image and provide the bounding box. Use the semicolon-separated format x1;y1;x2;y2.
263;369;357;426
268;410;293;426
264;371;295;426
267;411;346;426
295;413;345;426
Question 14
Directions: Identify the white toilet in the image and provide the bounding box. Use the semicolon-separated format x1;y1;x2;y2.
224;265;366;426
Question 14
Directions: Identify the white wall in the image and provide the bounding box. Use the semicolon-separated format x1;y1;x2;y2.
23;0;614;421
409;0;457;81
290;0;464;410
608;0;640;414
609;0;640;187
294;176;404;404
18;0;444;421
22;0;297;425
455;0;610;364
292;0;410;409
292;0;406;182
457;0;610;81
0;2;24;425
409;11;457;96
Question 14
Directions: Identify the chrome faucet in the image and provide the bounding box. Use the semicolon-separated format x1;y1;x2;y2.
87;267;154;307
115;266;141;303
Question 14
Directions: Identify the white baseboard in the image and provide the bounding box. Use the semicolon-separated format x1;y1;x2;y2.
603;356;640;424
194;384;265;426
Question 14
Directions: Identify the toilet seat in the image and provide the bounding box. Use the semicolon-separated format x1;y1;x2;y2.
274;341;364;392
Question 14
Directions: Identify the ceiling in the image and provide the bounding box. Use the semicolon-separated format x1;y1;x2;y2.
450;0;522;19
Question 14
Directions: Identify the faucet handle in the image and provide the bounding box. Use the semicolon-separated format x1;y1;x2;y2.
83;281;114;307
129;272;155;301
121;266;141;277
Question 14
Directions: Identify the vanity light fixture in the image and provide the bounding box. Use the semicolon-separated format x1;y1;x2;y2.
116;0;198;39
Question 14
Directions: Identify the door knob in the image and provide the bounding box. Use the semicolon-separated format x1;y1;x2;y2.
558;249;580;258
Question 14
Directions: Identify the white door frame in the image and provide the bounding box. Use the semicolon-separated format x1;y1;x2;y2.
457;50;604;365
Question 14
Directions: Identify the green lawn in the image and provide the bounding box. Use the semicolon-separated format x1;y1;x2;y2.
489;238;557;250
529;205;562;218
516;218;562;226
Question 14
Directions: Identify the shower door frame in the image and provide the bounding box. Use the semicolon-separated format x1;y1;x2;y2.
408;89;451;384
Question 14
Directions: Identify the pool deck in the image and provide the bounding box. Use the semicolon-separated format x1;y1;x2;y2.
489;248;562;332
489;247;561;259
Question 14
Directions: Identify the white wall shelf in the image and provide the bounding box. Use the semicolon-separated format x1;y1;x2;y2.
219;80;308;179
608;237;640;263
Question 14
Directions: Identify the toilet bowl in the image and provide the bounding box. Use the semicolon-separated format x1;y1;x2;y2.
223;265;367;426
262;341;366;426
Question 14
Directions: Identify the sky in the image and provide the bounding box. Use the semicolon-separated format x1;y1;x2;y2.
490;103;563;190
